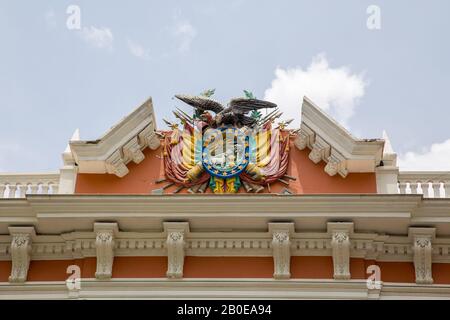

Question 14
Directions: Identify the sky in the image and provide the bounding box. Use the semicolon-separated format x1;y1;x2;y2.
0;0;449;172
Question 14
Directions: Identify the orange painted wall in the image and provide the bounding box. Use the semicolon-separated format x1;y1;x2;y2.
291;256;334;279
184;257;273;278
432;263;450;284
0;261;11;282
75;139;377;194
27;258;96;281
0;257;434;284
112;257;167;278
375;261;416;283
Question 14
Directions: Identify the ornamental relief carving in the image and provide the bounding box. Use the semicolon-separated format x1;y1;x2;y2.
330;230;351;280
271;229;291;279
9;232;33;283
332;232;349;244
413;236;433;284
166;230;186;279
94;228;116;280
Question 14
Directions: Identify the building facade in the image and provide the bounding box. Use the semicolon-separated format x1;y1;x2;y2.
1;96;450;299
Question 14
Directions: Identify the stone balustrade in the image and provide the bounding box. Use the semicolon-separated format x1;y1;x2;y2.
0;172;60;198
398;172;450;198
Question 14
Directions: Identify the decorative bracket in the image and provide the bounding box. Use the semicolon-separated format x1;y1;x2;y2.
328;222;353;280
269;223;294;279
138;125;161;150
324;150;348;178
8;226;35;283
105;150;129;178
94;222;118;280
164;222;189;279
409;227;435;284
294;126;315;150
309;136;330;164
123;136;145;164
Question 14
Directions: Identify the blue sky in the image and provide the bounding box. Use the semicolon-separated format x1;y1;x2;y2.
0;0;449;172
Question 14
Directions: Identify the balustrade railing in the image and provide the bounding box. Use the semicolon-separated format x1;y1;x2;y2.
398;172;450;198
0;172;60;198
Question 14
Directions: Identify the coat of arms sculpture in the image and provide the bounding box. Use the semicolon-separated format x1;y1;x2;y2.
160;90;292;194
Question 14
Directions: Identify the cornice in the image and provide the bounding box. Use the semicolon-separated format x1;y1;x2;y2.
295;97;385;176
22;194;423;212
302;97;384;157
1;279;450;299
1;193;450;235
1;222;450;263
68;97;160;177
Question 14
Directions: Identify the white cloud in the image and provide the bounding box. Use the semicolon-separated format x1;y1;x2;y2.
79;26;114;50
398;139;450;171
263;53;367;127
127;40;150;60
173;20;197;53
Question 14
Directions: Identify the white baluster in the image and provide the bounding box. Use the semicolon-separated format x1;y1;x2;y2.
444;182;450;199
52;184;59;194
0;185;6;198
41;184;49;194
432;182;441;198
18;184;26;198
398;182;407;194
30;184;39;194
8;185;17;198
420;181;429;197
410;182;419;194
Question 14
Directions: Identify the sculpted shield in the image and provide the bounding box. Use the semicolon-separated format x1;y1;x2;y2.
202;127;250;179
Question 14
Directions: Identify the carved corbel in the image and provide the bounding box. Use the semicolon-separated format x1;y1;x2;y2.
8;226;36;283
138;125;161;150
294;125;315;151
409;228;435;284
308;136;330;164
106;150;129;178
324;150;348;178
269;223;294;279
94;222;118;279
123;136;145;164
328;222;353;280
164;222;189;279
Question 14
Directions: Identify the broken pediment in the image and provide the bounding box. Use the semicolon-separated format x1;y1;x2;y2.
67;94;386;196
294;97;385;177
67;98;161;177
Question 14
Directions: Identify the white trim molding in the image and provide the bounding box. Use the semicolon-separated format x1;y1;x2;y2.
409;227;435;284
164;222;189;279
295;97;384;177
8;226;35;283
69;97;160;177
3;279;450;300
94;223;118;280
328;222;354;280
269;223;294;279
